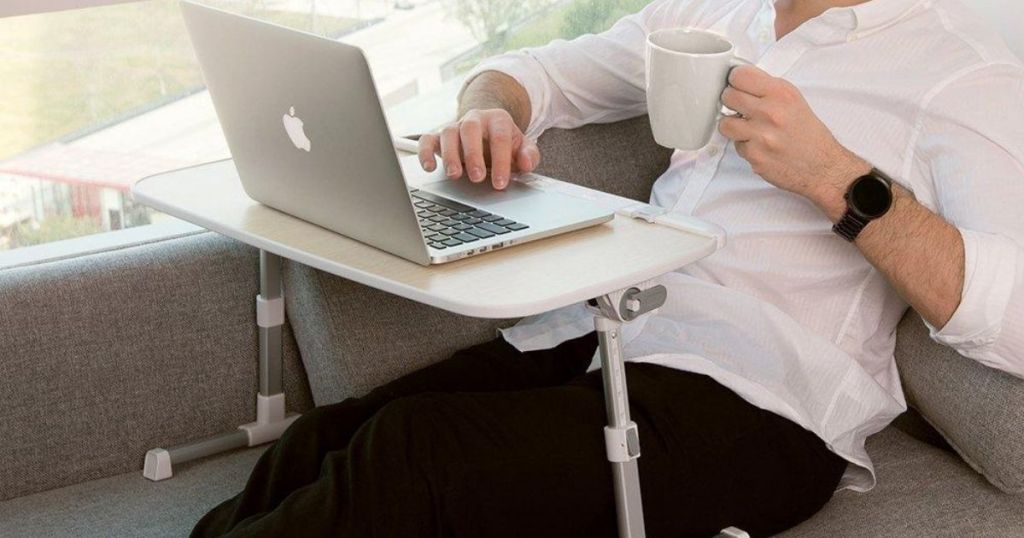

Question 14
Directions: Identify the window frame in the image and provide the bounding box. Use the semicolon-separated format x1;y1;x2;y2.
1;0;146;18
0;0;460;263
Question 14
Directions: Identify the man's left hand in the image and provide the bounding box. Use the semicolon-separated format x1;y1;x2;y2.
719;66;871;221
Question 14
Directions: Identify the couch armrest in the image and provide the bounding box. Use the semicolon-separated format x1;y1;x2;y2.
896;308;1024;493
0;232;314;501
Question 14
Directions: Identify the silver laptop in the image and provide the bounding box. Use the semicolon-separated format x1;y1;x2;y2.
180;1;613;265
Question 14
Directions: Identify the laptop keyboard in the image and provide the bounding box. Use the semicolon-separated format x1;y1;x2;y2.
412;191;529;250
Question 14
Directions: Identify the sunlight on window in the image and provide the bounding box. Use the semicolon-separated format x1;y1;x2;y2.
0;0;635;251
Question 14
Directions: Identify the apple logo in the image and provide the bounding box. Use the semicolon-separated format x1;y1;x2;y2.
282;106;311;152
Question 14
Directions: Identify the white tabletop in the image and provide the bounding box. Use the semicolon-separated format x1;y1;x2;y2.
132;159;718;319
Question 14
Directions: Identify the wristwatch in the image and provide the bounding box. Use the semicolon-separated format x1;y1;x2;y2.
832;168;894;242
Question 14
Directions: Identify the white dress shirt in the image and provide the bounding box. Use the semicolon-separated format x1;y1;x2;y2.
466;0;1024;492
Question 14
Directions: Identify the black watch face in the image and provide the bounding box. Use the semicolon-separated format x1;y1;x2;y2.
850;175;892;219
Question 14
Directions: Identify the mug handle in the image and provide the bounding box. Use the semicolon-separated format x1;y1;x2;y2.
721;56;754;118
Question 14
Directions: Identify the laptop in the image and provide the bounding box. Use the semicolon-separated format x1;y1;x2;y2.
180;1;614;265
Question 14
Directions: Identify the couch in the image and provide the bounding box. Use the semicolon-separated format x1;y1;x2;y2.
1;113;1022;537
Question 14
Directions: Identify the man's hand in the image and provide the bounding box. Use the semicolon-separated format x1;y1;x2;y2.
418;109;541;191
719;66;871;221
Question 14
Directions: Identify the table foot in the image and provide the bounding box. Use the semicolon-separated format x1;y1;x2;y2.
143;393;298;481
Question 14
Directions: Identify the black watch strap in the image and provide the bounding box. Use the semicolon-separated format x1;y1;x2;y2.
832;211;870;242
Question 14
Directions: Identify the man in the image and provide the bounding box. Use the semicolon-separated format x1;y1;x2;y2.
194;0;1024;536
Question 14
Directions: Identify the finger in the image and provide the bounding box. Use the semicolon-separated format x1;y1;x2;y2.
439;125;462;179
459;116;487;182
728;65;773;97
515;139;540;172
417;134;438;172
488;123;515;189
718;116;754;142
721;86;759;118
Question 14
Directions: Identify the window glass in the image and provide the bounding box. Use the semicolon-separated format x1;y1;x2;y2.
0;0;636;251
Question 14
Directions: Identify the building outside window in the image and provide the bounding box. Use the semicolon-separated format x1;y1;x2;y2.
0;0;645;252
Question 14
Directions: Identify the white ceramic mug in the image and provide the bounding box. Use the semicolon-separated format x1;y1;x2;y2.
646;28;751;150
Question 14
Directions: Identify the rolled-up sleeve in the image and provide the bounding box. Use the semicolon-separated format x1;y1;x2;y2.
917;63;1024;377
458;0;682;139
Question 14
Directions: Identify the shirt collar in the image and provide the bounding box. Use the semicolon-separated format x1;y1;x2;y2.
765;0;924;45
849;0;924;36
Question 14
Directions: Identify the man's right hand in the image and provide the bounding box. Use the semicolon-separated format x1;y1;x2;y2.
417;109;541;191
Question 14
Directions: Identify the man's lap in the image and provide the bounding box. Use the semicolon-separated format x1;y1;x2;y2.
196;335;845;537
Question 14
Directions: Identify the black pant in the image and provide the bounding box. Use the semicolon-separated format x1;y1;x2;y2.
193;333;845;537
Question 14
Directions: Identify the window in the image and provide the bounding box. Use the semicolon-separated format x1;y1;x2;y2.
0;0;642;252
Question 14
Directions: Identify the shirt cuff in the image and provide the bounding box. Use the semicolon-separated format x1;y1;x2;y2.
927;228;1019;352
458;51;552;140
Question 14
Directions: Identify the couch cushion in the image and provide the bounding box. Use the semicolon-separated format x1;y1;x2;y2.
895;310;1024;493
4;427;1019;537
779;427;1024;536
0;447;264;538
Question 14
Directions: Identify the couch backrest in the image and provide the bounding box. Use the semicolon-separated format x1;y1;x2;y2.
534;115;673;202
0;233;313;501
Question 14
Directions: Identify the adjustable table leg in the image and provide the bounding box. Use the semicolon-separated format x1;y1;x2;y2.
143;250;300;481
591;287;749;538
595;314;646;538
590;287;666;538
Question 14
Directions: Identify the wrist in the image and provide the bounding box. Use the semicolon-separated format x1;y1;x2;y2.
458;71;531;132
810;149;873;223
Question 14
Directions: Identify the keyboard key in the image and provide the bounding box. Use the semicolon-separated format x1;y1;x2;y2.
442;238;463;247
440;209;457;217
429;241;447;249
451;214;469;221
440;228;461;236
482;214;504;222
427;223;446;232
476;222;510;234
428;215;447;223
465;217;482;225
414;201;432;208
454;223;472;231
453;232;479;242
424;233;443;240
506;222;529;231
468;210;490;218
494;219;516;227
465;227;495;239
416;210;432;218
441;219;459;227
413;191;476;212
419;218;431;226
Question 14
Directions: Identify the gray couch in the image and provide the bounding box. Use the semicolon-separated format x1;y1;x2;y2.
2;116;1022;537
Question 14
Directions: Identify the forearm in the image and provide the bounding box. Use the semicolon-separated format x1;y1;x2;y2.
814;157;965;328
458;71;531;132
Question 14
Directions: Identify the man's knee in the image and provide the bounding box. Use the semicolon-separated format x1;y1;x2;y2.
366;393;450;441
